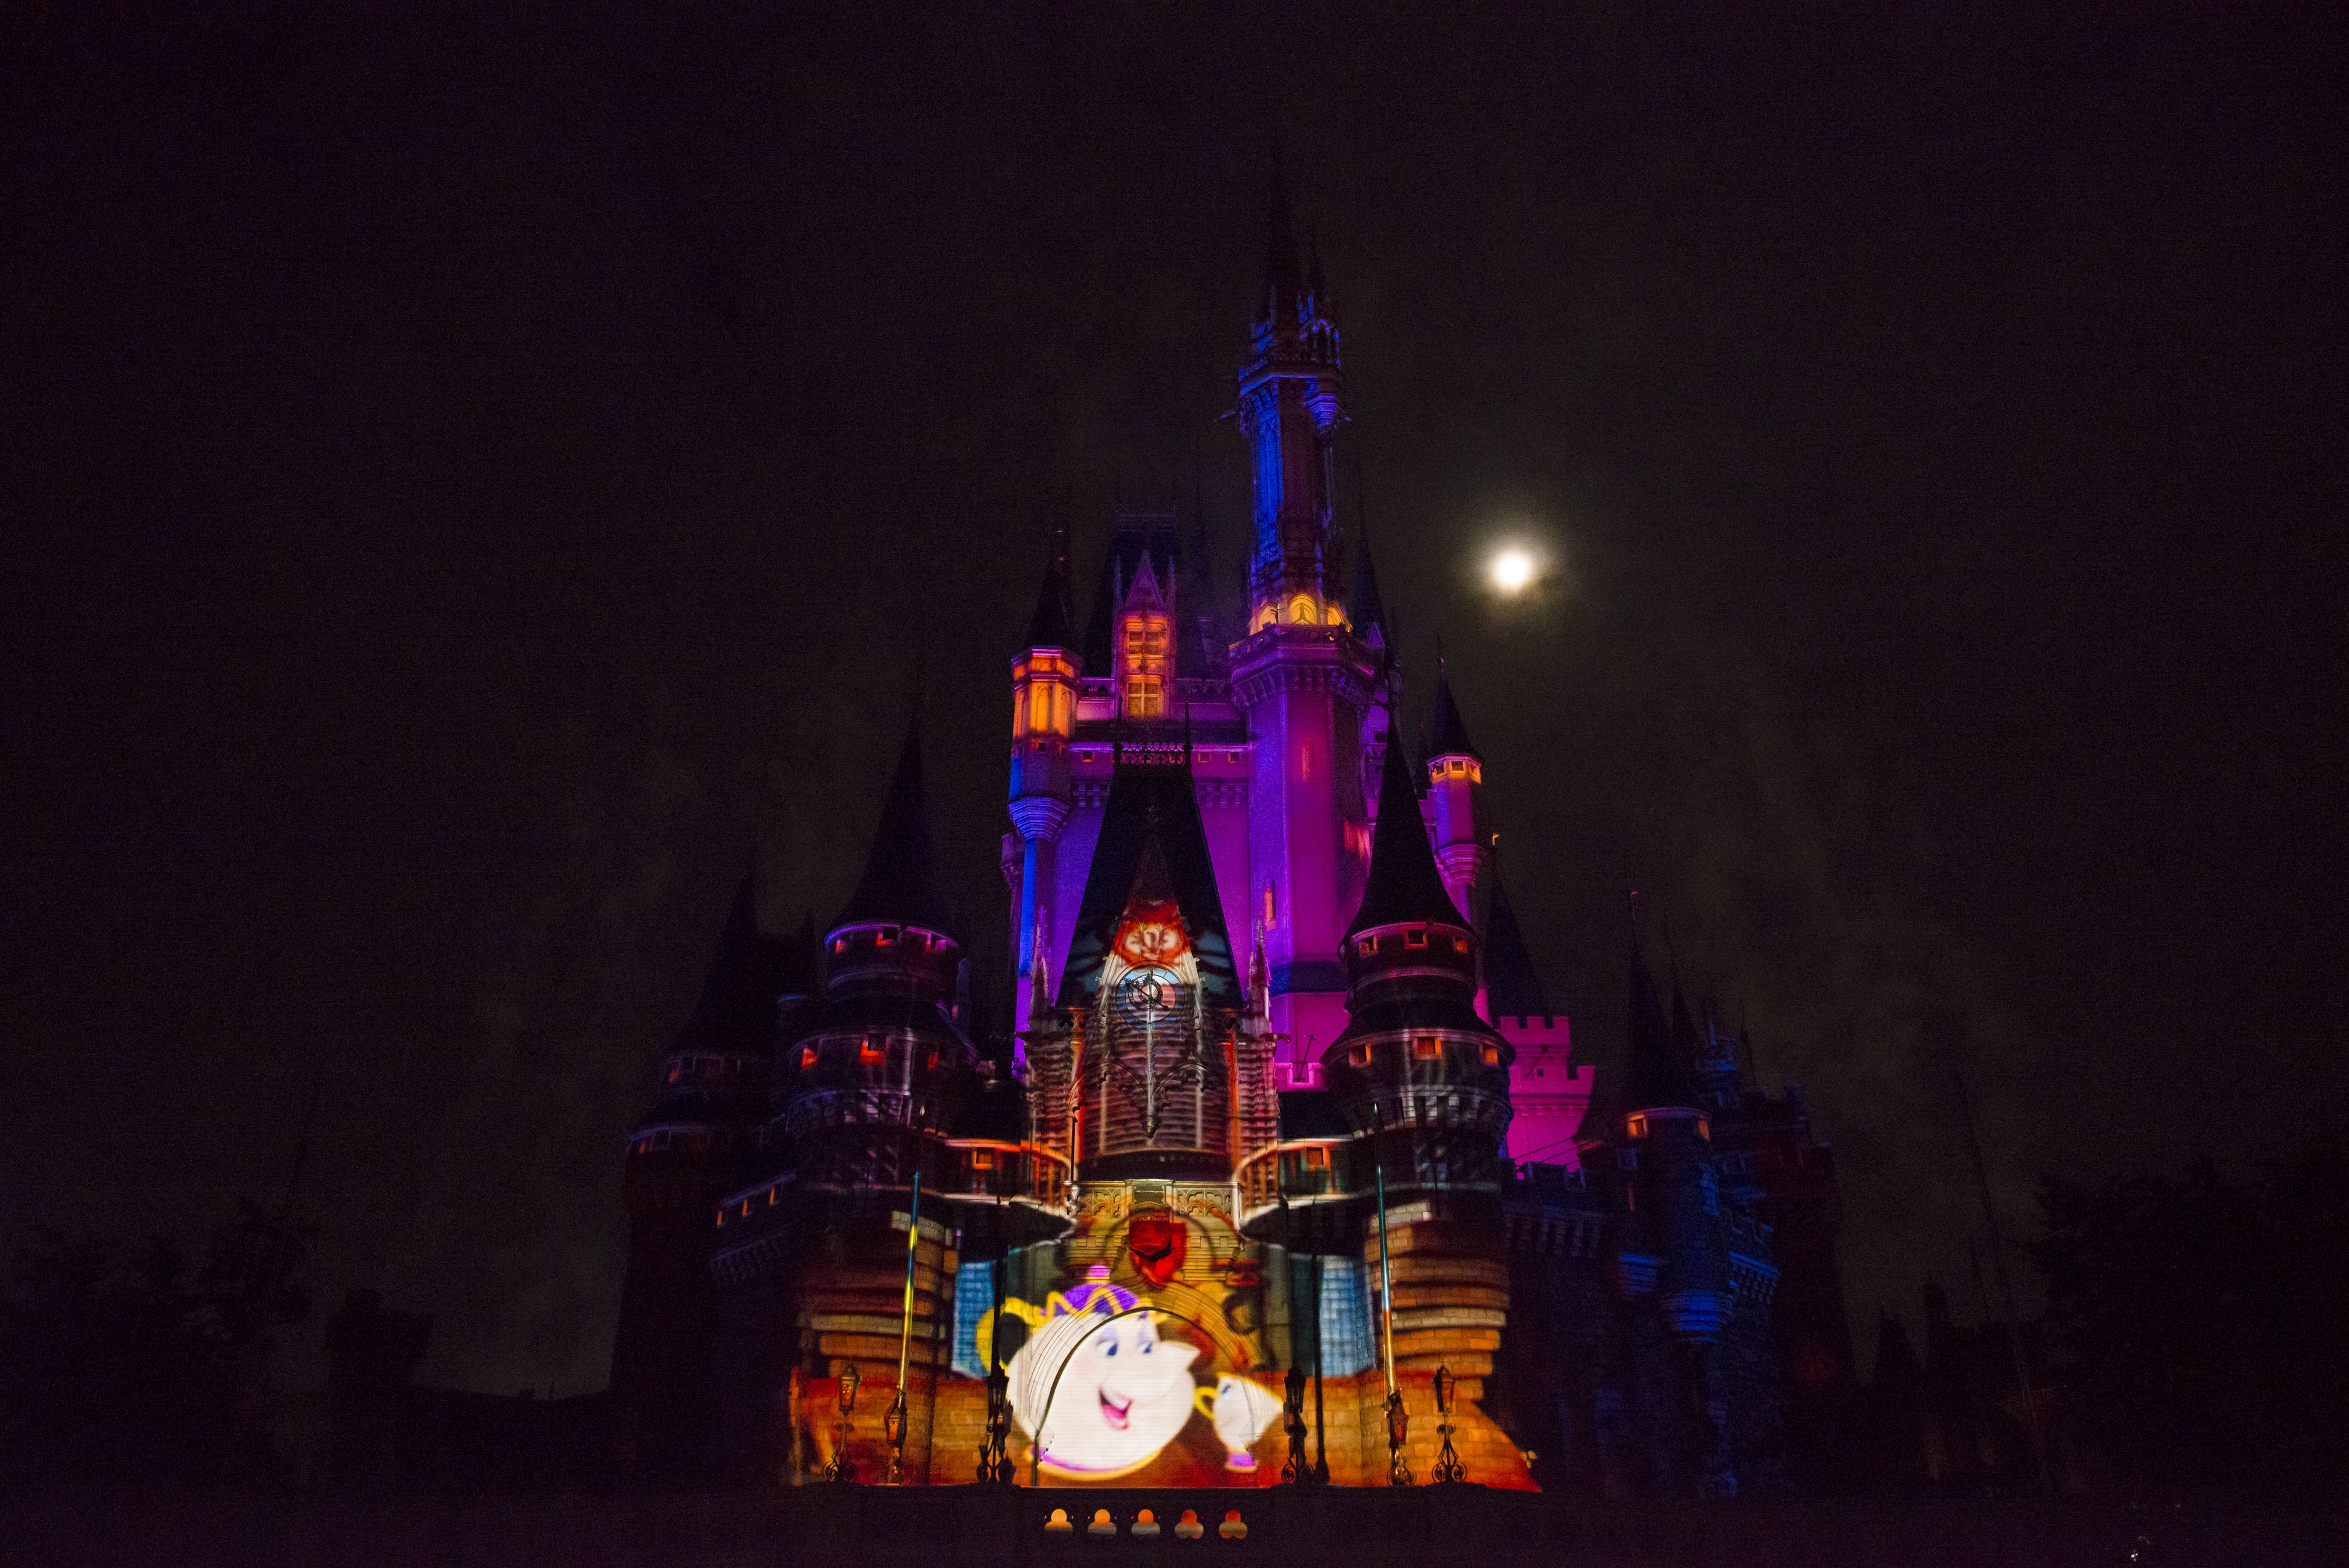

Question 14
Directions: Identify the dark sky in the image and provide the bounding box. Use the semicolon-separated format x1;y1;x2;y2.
4;7;2343;1398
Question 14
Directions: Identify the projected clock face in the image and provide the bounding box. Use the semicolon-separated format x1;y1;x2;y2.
1118;966;1181;1013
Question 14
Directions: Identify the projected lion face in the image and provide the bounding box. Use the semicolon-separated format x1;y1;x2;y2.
1010;1309;1201;1479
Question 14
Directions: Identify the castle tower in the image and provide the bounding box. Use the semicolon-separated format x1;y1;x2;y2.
1484;865;1591;1167
1425;661;1487;922
1009;534;1077;1040
611;871;797;1481
1325;734;1515;1383
1229;171;1379;1083
768;715;979;1481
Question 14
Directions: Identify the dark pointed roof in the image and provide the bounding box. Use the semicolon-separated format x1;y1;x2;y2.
833;716;958;937
1056;757;1239;1007
1621;935;1703;1114
1347;722;1466;940
670;871;796;1056
1259;145;1302;319
1482;869;1552;1018
1671;982;1700;1067
1348;511;1387;639
1427;661;1481;761
1023;529;1075;652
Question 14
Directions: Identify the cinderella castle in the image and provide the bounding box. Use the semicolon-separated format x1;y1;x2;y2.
606;185;1854;1499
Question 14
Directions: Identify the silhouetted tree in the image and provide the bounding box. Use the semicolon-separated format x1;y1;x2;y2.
0;1200;311;1484
2034;1134;2348;1496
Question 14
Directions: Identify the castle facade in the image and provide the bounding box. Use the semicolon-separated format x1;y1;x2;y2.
608;190;1851;1497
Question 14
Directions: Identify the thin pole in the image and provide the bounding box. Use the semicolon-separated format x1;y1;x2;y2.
1374;1159;1398;1399
1953;1067;2050;1490
889;1168;922;1484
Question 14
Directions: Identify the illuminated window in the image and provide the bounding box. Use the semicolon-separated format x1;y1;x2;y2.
1404;929;1428;949
1696;1117;1711;1142
1250;603;1276;634
1289;595;1316;625
1121;613;1168;717
1627;1114;1649;1139
924;1050;939;1072
1263;881;1277;930
1481;1044;1501;1066
1349;1045;1371;1067
1325;603;1345;626
1302;1146;1329;1169
860;1037;885;1066
799;1046;817;1069
1413;1036;1442;1060
970;1149;996;1170
1356;937;1375;957
875;926;896;947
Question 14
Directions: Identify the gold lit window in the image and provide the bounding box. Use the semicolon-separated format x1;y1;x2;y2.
1349;1045;1372;1067
1481;1044;1501;1066
859;1037;885;1066
1627;1114;1649;1138
970;1149;996;1170
799;1046;817;1069
1289;595;1316;625
1121;614;1168;718
1302;1146;1329;1169
1414;1036;1442;1060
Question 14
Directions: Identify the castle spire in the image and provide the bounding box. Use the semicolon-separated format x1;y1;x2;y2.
1481;863;1552;1020
1023;521;1075;653
1427;656;1482;763
835;711;957;937
1348;720;1467;941
1622;929;1702;1114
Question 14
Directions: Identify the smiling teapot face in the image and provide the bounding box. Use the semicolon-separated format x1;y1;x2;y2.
1013;1310;1201;1479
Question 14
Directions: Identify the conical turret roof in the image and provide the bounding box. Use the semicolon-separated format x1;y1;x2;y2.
833;716;958;937
1427;661;1481;762
1482;868;1552;1019
1023;530;1075;652
1349;512;1388;642
1347;720;1466;940
1621;934;1703;1114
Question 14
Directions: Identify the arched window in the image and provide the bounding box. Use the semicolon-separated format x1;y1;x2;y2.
1289;595;1316;625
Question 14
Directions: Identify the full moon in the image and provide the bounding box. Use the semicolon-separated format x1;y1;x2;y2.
1490;548;1536;595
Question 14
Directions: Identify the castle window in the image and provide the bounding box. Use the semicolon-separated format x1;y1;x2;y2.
875;926;897;947
799;1046;817;1070
1404;929;1427;949
1289;595;1316;625
860;1037;885;1066
970;1149;996;1170
1349;1045;1371;1067
924;1050;940;1072
1121;613;1168;717
1413;1036;1442;1061
1325;603;1345;626
1302;1146;1329;1169
1626;1114;1649;1139
1356;938;1375;957
1481;1044;1501;1067
1696;1118;1711;1142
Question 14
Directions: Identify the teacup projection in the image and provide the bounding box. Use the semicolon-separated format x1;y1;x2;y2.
1197;1374;1283;1472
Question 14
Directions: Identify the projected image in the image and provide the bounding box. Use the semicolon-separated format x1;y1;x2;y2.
958;1194;1293;1485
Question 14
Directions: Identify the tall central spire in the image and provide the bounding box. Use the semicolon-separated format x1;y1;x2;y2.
1238;145;1344;623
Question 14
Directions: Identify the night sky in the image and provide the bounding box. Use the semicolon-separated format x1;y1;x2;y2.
4;8;2343;1399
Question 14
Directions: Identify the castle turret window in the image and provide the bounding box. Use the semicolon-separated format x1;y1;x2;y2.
1413;1036;1442;1060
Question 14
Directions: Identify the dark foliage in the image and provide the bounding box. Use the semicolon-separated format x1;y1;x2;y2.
2034;1136;2348;1496
0;1200;311;1484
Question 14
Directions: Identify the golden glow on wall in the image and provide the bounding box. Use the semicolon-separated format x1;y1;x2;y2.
1121;614;1168;718
1013;651;1076;739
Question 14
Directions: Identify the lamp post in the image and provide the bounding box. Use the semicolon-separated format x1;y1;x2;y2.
1431;1364;1464;1484
887;1169;922;1486
825;1361;861;1484
1375;1149;1411;1487
1282;1363;1310;1485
